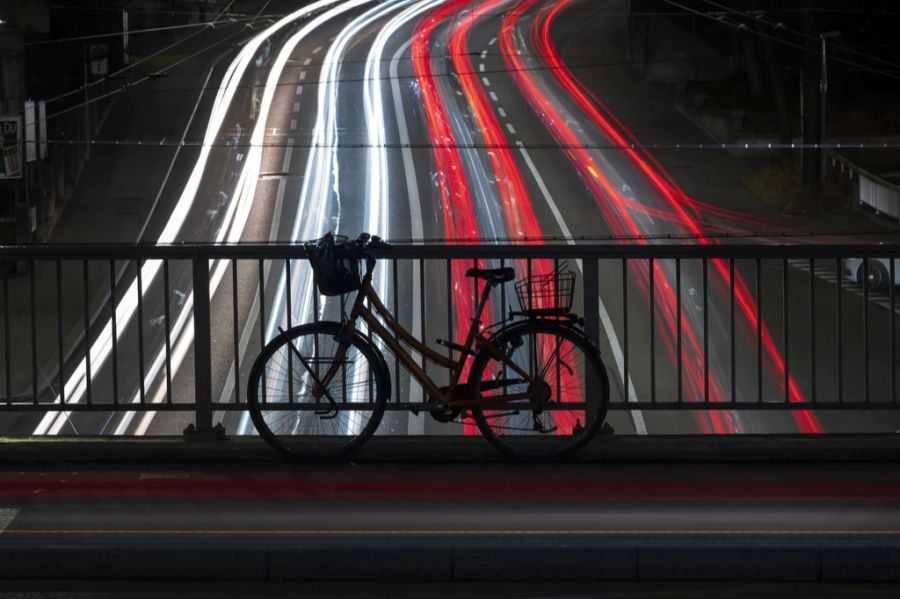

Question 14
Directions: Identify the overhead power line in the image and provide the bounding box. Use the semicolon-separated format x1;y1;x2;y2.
662;0;900;83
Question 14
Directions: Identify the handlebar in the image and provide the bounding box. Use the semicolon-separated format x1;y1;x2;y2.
304;232;392;257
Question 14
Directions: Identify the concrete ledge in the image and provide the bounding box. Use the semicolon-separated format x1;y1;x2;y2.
639;544;820;581
822;544;900;582
0;537;897;582
0;544;268;580
453;542;636;581
269;542;452;581
1;434;899;464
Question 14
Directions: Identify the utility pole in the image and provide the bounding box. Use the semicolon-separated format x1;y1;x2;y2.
819;30;840;182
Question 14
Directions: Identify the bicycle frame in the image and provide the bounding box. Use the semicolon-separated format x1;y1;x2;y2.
316;258;538;410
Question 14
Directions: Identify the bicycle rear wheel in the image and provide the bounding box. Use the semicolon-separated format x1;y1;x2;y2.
247;322;388;461
469;320;609;462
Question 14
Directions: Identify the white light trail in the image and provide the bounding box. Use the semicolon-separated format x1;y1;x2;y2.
35;0;363;435
237;0;414;435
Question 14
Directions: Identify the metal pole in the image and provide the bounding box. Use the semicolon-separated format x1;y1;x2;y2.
186;257;224;439
819;36;827;182
83;46;90;161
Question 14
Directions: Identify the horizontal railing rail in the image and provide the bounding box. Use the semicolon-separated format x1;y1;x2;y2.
0;241;897;437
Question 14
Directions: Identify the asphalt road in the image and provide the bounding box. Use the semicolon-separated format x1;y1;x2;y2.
11;0;900;440
0;456;899;582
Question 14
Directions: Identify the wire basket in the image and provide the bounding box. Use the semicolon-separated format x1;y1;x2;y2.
514;263;576;316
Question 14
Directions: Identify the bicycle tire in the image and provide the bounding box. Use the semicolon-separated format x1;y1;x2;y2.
469;320;609;462
247;321;389;461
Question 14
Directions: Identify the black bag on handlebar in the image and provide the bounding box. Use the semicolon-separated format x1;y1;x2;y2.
307;233;362;296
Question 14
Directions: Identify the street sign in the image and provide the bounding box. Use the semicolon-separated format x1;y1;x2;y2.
24;100;36;163
38;101;47;160
89;44;108;77
0;117;22;179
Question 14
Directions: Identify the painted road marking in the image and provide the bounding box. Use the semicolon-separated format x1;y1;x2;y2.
505;122;516;134
790;259;900;314
281;138;294;172
313;46;323;53
479;63;485;72
299;71;307;80
290;118;297;130
481;49;487;59
489;91;498;102
482;76;491;87
303;57;312;65
489;37;496;45
296;85;303;95
515;140;647;434
293;101;301;112
0;509;18;533
497;107;506;118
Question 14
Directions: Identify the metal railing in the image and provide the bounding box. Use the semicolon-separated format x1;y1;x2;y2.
0;242;897;436
832;153;900;223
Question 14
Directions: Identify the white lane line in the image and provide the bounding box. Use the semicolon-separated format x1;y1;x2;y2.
290;118;297;130
299;71;307;80
488;36;496;45
489;91;498;102
215;176;288;409
387;22;439;434
481;76;491;86
293;101;300;112
0;509;18;533
505;122;516;134
303;57;312;65
281;138;294;172
480;49;487;59
479;63;485;72
113;0;375;436
295;85;303;95
313;45;323;53
515;141;647;435
497;106;506;118
37;0;353;434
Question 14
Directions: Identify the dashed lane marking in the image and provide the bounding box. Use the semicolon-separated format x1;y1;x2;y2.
479;63;485;72
481;50;488;59
482;76;491;86
489;91;498;102
281;138;294;172
289;119;297;130
293;101;300;112
505;122;516;134
299;71;307;80
790;259;900;314
497;107;506;118
489;37;496;45
303;57;312;65
313;46;323;53
295;85;303;95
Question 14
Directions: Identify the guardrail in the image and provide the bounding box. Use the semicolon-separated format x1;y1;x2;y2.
0;242;897;437
832;153;900;223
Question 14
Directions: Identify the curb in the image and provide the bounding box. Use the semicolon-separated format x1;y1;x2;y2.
1;434;899;464
0;536;898;582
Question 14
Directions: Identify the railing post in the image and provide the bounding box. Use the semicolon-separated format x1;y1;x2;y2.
184;256;225;440
582;258;602;410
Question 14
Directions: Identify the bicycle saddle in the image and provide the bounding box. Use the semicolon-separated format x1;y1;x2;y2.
465;267;515;284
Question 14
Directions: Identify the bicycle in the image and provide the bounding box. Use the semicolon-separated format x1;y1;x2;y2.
247;233;610;462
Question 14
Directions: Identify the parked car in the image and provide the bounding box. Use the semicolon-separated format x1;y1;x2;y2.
843;258;900;292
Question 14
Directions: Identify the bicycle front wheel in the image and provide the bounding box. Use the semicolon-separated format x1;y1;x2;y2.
247;322;388;461
469;320;609;462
